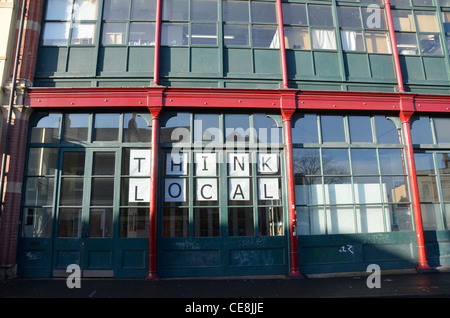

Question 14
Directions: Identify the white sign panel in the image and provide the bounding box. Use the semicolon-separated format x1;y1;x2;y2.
129;149;151;176
129;178;151;202
164;178;186;202
229;178;250;201
257;153;279;174
228;153;250;176
258;178;279;200
195;153;217;176
196;178;218;201
166;153;188;175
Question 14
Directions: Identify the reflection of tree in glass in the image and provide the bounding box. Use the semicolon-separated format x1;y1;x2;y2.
294;149;348;185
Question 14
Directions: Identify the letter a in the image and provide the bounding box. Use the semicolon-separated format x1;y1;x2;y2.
366;264;381;289
66;264;81;289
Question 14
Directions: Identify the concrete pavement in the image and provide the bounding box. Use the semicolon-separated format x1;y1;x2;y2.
2;271;450;298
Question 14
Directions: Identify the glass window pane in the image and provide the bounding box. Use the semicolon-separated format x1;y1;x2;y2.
434;118;450;143
161;113;191;143
129;22;156;46
27;148;58;175
22;208;53;238
349;116;372;143
437;153;450;172
131;0;157;20
297;206;326;235
162;0;189;20
337;6;362;28
102;22;127;44
229;178;252;205
91;178;114;205
357;205;385;233
440;175;450;201
382;176;409;203
103;0;131;20
327;206;356;234
121;208;150;238
392;10;415;32
58;208;82;237
64;113;89;141
228;207;254;236
62;152;85;175
341;30;364;51
71;23;96;44
354;177;381;204
251;2;276;23
162;208;188;237
351;149;378;174
415;11;439;32
194;114;220;142
412;0;434;5
284;27;311;50
94;113;119;141
194;208;220;237
293;114;318;143
379;149;405;174
411;117;433;144
443;12;450;31
93;152;115;175
225;114;250;142
282;3;307;25
24;177;55;206
224;24;249;45
191;0;218;21
31;114;61;143
375;116;399;144
308;5;334;26
73;0;98;20
254;114;281;143
441;0;450;6
322;148;350;175
223;0;249;22
414;152;435;172
120;178;152;206
123;113;152;142
321;116;345;142
252;25;279;48
294;149;321;176
365;31;391;54
60;178;84;205
42;22;70;46
161;23;189;46
89;208;113;237
45;0;72;20
419;34;442;55
258;207;283;236
421;203;443;230
191;23;217;45
390;0;411;5
417;176;439;201
395;32;418;55
312;29;336;49
362;8;386;29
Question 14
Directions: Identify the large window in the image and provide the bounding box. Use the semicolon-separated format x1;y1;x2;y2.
293;114;411;235
411;116;450;230
23;112;152;238
42;0;99;45
391;0;443;55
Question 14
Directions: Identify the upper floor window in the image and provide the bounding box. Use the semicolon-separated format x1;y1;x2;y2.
42;0;99;45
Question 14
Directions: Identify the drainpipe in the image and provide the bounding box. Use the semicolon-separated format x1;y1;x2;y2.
0;0;26;218
146;106;161;280
400;110;432;272
276;0;289;89
152;0;162;87
384;0;405;93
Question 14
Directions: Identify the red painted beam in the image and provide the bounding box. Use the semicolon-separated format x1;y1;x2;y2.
26;87;450;114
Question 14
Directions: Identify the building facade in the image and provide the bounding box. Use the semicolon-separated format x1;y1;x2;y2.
1;0;450;279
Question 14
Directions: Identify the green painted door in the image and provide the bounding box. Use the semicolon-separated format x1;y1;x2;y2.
159;149;288;277
52;149;116;277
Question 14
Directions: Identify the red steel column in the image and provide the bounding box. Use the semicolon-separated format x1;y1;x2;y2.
276;0;289;89
152;0;162;86
384;0;405;93
281;99;303;277
146;107;161;280
399;110;432;271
